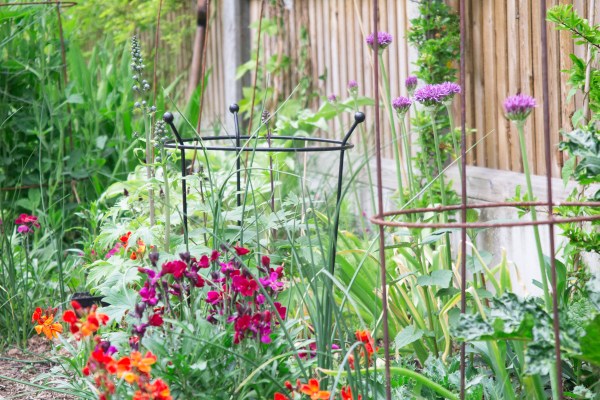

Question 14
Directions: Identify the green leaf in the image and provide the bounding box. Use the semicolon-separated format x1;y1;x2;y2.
394;325;424;350
99;284;139;323
417;270;453;288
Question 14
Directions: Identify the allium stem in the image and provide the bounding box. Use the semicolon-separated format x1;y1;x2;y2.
445;104;463;184
399;116;414;197
379;54;405;206
430;109;453;271
516;122;551;310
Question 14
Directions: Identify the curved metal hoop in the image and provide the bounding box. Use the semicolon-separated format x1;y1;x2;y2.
162;135;355;153
370;201;600;229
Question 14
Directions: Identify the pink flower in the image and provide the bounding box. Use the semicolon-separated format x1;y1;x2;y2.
198;255;210;268
210;250;221;261
232;275;258;297
15;214;40;228
161;260;187;279
17;225;31;234
206;291;222;305
139;282;159;305
274;302;287;321
259;272;285;292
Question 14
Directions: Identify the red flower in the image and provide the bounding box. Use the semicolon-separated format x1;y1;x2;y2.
210;250;220;261
120;232;132;246
161;260;187;279
148;313;163;327
232;275;258;297
15;213;40;228
32;307;42;323
274;393;289;400
233;245;250;256
198;255;210;268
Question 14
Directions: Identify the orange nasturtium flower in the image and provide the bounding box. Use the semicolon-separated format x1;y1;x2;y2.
300;379;330;400
341;386;362;400
32;307;63;340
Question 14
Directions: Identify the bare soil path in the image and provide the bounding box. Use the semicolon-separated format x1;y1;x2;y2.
0;337;76;400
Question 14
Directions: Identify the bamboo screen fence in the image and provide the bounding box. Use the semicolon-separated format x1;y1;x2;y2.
168;0;598;178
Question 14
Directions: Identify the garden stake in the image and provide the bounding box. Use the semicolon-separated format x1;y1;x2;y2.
370;0;392;398
230;104;242;216
459;0;467;398
162;112;188;247
540;2;564;399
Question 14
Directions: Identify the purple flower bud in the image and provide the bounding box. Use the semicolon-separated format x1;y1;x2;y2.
328;93;337;103
392;96;412;115
414;84;447;107
348;80;358;90
405;75;418;94
504;94;536;122
366;31;393;50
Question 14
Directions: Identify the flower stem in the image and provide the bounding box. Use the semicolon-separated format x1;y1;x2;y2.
379;54;405;206
430;109;453;270
516;122;551;310
320;366;459;400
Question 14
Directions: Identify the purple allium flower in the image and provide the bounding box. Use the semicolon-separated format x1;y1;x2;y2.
328;93;337;103
414;84;447;107
504;94;536;122
414;82;461;108
440;82;461;102
348;80;358;90
405;75;418;94
392;96;412;115
366;31;393;50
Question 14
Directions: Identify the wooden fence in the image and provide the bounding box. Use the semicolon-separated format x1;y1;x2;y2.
171;0;597;177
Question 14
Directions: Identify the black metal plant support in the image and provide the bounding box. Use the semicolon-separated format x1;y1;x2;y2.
162;106;365;275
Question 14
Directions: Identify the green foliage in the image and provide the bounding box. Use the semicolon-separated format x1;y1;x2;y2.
407;0;460;84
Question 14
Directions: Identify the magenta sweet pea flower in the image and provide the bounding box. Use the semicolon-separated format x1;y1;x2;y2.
233;246;250;256
232;275;258;297
160;260;187;279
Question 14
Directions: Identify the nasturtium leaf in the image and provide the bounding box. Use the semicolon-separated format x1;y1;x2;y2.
417;270;453;288
579;315;600;367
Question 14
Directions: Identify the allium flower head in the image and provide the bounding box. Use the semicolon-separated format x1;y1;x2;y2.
440;82;461;103
504;94;536;122
327;93;337;103
348;80;358;96
392;96;412;116
414;84;447;108
405;75;418;94
414;82;461;108
366;31;393;51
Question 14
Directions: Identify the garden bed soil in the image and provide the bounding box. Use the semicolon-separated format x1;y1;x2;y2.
0;337;76;400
